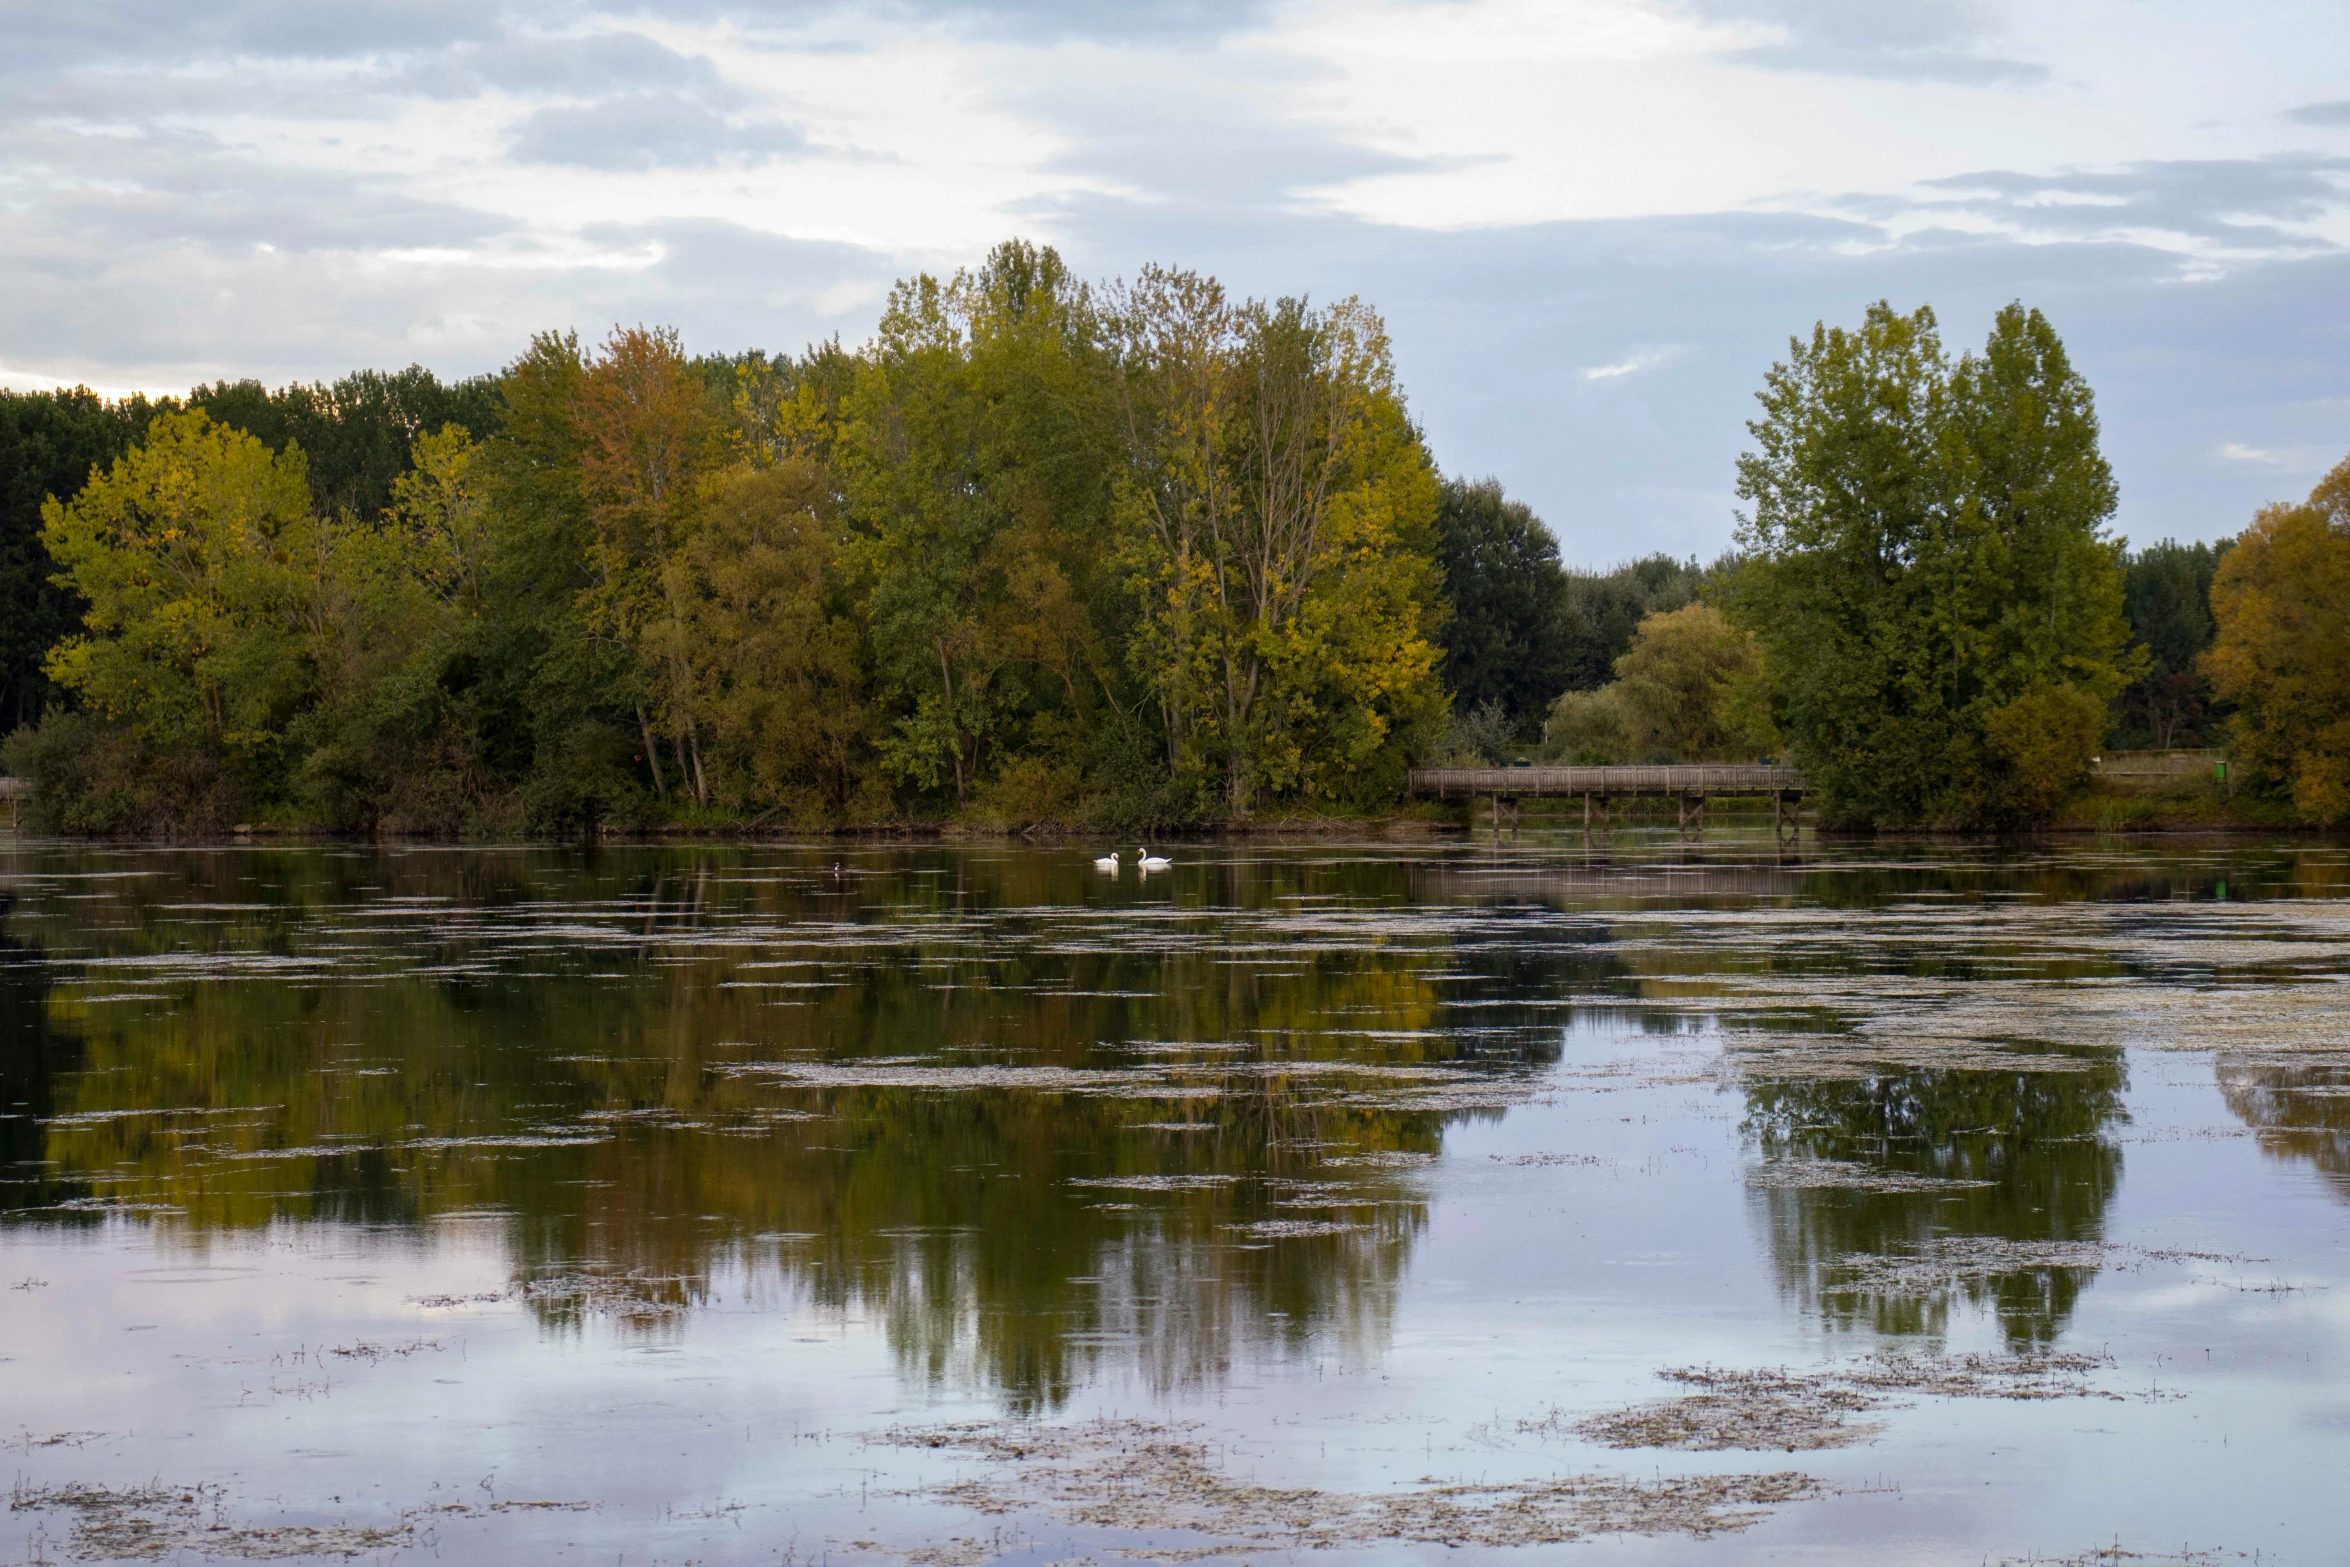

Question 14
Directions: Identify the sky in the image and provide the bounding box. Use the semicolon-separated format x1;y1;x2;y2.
4;0;2347;564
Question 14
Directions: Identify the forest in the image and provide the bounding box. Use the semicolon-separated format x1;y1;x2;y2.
1;244;2342;834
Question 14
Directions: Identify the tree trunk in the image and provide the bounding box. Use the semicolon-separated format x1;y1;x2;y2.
637;704;667;797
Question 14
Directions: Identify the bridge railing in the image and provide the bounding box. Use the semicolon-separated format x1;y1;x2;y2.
1406;764;1804;798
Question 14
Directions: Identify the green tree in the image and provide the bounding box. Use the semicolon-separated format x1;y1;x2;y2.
40;409;317;771
189;365;502;520
2205;456;2350;821
2118;538;2230;748
1555;554;1704;693
841;241;1127;817
292;426;491;831
1612;602;1777;762
468;331;658;834
574;326;728;805
1112;272;1446;815
1541;602;1774;764
1430;478;1570;732
0;389;161;730
1725;301;2136;827
657;461;876;820
1543;686;1630;764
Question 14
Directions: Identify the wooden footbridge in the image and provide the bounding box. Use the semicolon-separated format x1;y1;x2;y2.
1406;764;1806;837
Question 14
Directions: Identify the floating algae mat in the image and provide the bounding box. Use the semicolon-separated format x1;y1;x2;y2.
4;835;2350;1563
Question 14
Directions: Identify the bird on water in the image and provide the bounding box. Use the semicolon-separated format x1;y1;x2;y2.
1137;847;1172;870
1093;850;1120;872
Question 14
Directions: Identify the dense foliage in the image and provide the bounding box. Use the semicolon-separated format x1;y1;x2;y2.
8;268;2237;836
5;245;1465;835
0;372;498;738
2115;538;2231;749
1429;478;1570;729
1723;302;2140;828
1543;603;1776;764
0;390;157;730
2206;456;2350;822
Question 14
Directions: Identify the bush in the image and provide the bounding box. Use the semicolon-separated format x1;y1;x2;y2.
1612;603;1777;763
1440;699;1515;764
1544;687;1631;764
1985;685;2105;817
3;712;240;836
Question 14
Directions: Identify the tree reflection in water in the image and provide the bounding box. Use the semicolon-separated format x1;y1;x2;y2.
1742;1051;2128;1348
0;847;1563;1413
2218;1052;2350;1204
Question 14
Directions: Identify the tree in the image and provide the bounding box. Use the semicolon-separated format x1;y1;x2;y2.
1555;555;1703;693
1541;603;1775;764
293;425;490;831
655;461;875;820
189;366;502;520
25;411;317;827
41;410;316;756
2205;456;2350;821
842;241;1125;815
7;240;1472;835
0;389;160;730
1430;478;1570;732
1612;603;1777;763
2118;539;2230;748
574;325;727;804
1724;301;2137;827
1112;272;1445;816
1544;686;1630;764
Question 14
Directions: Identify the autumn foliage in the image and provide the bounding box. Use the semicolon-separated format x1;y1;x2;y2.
2206;457;2350;822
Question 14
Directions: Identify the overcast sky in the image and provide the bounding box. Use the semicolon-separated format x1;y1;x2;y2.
5;0;2346;563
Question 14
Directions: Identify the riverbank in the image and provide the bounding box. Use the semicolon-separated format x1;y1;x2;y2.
1;778;2325;842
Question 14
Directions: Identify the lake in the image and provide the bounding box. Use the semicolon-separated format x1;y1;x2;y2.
2;834;2345;1564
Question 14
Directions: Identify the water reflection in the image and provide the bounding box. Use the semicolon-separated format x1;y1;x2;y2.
1742;1055;2128;1346
2218;1053;2350;1204
0;905;89;1215
7;838;2345;1415
0;847;1569;1410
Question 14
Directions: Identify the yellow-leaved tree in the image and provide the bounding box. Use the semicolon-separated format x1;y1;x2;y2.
1111;272;1446;816
39;409;316;819
2206;455;2350;821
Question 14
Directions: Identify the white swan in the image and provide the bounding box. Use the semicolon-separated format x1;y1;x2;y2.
1093;850;1121;872
1137;846;1172;870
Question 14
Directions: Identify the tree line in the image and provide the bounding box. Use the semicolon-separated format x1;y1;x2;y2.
2;248;2342;832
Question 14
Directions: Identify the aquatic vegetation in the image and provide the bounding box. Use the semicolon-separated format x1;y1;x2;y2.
1566;1349;2120;1453
873;1418;1819;1546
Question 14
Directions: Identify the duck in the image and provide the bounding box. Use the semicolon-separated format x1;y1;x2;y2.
1093;850;1121;872
1137;846;1172;870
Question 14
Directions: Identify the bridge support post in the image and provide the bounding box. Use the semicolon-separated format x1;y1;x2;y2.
1678;794;1704;835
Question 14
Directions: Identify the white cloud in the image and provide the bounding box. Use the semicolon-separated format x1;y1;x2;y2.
2219;441;2335;474
1582;346;1682;380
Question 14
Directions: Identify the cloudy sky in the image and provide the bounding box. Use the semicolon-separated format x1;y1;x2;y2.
5;0;2347;562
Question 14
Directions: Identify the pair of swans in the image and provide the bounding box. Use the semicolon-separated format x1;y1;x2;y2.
1094;847;1171;872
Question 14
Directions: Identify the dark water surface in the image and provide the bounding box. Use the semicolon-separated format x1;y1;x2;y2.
3;836;2347;1563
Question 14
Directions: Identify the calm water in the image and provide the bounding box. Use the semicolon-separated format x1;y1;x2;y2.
2;834;2346;1564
